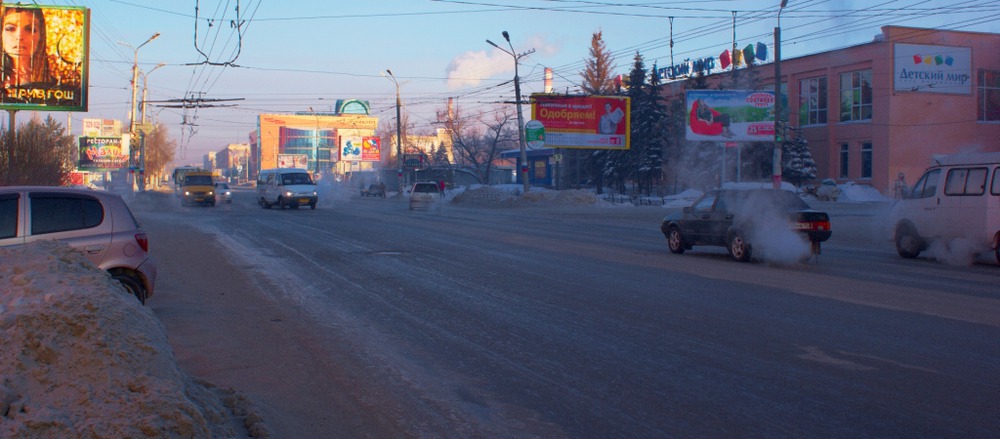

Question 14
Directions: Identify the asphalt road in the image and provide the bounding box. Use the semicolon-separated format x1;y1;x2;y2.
135;187;1000;438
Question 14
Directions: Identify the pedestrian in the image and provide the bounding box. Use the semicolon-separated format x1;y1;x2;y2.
893;172;908;199
438;180;445;197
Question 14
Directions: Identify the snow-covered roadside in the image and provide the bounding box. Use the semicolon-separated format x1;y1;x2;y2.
0;240;267;438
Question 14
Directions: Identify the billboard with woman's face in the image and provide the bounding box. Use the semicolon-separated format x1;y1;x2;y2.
0;5;89;111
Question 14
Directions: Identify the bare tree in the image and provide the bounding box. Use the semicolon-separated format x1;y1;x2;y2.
437;105;516;184
141;123;176;185
0;115;76;185
376;109;414;170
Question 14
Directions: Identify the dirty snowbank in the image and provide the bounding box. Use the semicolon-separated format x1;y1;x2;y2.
0;241;265;438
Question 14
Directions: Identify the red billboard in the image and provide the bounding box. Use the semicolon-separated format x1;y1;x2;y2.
530;94;630;150
0;5;90;111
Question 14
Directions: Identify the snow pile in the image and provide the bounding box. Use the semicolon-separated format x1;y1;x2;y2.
0;241;264;438
451;185;611;207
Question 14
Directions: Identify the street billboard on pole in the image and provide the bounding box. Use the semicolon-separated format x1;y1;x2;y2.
685;90;775;142
0;5;90;111
530;94;630;150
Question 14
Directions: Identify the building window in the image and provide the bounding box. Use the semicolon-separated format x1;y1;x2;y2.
840;70;872;122
798;77;827;125
978;69;1000;122
839;144;849;178
861;142;872;179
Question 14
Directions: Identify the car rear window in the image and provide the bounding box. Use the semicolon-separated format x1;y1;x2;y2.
29;193;104;235
0;193;19;239
413;184;439;193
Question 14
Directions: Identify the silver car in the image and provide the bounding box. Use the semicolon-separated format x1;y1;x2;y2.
214;182;233;204
0;186;157;304
408;181;441;211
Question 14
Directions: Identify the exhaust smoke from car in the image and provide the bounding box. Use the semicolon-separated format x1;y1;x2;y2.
735;192;812;264
926;237;990;266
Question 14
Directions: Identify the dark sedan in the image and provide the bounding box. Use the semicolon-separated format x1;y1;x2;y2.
660;188;832;262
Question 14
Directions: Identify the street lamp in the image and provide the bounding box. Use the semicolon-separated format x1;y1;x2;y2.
120;32;160;191
487;31;534;194
140;63;166;123
138;62;165;188
385;69;403;190
772;1;788;189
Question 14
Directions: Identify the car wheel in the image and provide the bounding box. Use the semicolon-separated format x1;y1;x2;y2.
666;226;685;254
278;197;286;209
110;271;146;304
728;232;752;262
310;203;317;210
894;223;923;259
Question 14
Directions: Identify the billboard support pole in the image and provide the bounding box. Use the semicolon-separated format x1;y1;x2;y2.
773;1;788;189
6;110;16;167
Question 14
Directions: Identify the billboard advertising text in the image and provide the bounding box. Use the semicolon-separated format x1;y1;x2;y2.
685;90;775;142
531;94;630;150
0;5;89;111
893;43;972;95
361;137;381;161
277;154;309;169
78;137;125;170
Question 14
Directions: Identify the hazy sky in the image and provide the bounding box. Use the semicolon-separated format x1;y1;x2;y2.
24;0;1000;164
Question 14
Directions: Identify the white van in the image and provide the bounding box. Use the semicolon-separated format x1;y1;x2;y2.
256;168;318;209
887;152;1000;264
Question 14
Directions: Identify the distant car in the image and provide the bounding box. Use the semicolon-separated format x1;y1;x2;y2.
0;186;157;303
361;183;386;198
214;182;233;204
408;181;441;211
660;188;832;262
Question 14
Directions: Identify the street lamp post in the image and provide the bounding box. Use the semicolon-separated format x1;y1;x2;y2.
138;62;165;188
140;63;166;123
121;32;160;191
385;69;403;191
772;1;788;189
487;31;534;194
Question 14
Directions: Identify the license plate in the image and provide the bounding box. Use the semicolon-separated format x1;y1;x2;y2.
299;198;310;204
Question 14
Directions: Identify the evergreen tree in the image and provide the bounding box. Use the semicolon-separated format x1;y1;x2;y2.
605;51;665;195
0;115;76;186
580;31;616;193
781;127;818;186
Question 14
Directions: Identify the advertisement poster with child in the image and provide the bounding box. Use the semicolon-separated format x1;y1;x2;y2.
685;90;775;142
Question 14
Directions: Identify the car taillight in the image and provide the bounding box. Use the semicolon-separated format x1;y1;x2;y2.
797;220;831;231
135;232;149;253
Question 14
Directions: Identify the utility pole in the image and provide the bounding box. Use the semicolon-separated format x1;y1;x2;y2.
773;1;788;189
122;32;160;192
385;69;404;192
488;31;535;194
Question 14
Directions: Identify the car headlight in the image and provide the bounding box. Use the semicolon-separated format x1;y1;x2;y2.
208;191;214;196
184;191;191;196
224;191;231;196
285;191;293;197
312;191;317;196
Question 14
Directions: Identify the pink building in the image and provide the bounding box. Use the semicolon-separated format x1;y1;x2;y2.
662;26;1000;196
